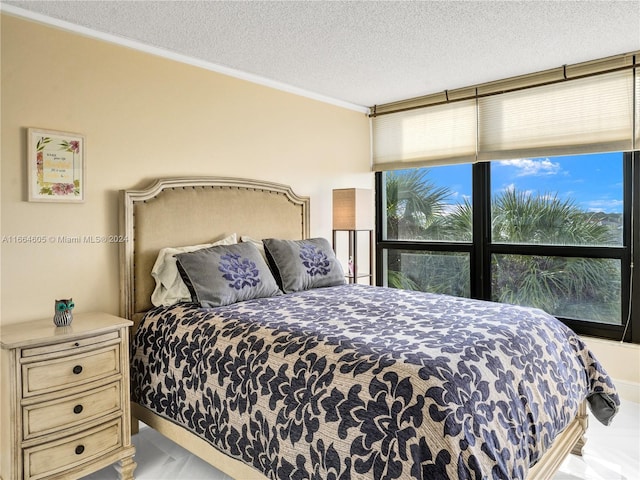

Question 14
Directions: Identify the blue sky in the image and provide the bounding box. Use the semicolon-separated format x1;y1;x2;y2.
426;152;624;214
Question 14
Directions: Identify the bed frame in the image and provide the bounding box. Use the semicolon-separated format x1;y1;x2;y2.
119;176;587;480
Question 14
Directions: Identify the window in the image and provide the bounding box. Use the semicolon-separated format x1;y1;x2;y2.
384;250;471;297
490;153;624;326
490;154;623;247
491;254;621;324
380;164;472;297
384;165;472;242
376;152;638;343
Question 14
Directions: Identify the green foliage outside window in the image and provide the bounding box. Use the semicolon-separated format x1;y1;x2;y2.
384;169;621;324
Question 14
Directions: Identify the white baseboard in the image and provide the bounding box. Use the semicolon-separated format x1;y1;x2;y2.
613;378;640;404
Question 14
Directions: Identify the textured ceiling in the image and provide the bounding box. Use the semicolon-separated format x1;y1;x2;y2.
3;1;640;110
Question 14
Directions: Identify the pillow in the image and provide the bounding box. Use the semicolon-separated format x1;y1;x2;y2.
240;235;266;260
262;237;346;293
150;233;237;307
175;242;281;308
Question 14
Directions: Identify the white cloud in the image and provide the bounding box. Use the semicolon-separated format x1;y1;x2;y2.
501;183;533;196
584;199;623;213
441;203;459;215
497;158;561;177
540;193;557;202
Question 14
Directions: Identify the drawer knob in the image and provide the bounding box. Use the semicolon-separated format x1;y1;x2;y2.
74;342;80;347
75;445;85;455
73;404;84;414
72;365;83;375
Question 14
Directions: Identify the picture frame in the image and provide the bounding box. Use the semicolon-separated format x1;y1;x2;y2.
27;128;85;202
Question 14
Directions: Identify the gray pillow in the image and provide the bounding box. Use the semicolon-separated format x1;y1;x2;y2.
263;237;346;293
175;242;281;307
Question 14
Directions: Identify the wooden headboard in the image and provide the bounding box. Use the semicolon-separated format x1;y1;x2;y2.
119;177;309;322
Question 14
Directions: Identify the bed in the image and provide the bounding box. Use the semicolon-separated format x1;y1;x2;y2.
119;176;619;480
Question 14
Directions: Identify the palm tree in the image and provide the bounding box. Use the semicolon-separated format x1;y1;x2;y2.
490;189;619;322
492;189;614;246
385;169;450;240
442;198;473;242
384;169;471;293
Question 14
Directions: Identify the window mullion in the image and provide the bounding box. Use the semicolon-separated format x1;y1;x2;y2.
375;171;384;285
472;162;491;300
488;244;626;259
630;151;639;343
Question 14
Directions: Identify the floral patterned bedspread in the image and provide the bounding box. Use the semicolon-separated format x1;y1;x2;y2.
131;284;619;480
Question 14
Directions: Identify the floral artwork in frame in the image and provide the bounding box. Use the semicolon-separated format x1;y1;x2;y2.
27;128;85;202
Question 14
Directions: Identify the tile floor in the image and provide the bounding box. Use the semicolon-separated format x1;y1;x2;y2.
86;400;639;480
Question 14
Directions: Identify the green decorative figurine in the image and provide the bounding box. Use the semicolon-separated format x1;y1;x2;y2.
53;298;74;327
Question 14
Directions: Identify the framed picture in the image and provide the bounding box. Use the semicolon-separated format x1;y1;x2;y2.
27;128;85;202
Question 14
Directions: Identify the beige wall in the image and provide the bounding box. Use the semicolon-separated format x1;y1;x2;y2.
1;15;371;324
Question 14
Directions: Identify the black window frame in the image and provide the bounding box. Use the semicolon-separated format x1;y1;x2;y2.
375;151;639;343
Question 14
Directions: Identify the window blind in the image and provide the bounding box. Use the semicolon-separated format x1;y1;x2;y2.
371;52;639;171
372;99;477;170
477;70;634;161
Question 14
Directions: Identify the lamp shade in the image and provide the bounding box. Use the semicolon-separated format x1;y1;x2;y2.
332;188;373;230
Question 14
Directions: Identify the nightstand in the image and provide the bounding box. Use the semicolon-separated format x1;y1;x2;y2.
0;312;136;480
333;229;374;284
332;188;374;285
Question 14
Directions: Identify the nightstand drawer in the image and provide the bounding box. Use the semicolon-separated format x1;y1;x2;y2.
22;331;119;358
22;345;120;397
24;420;121;480
24;382;121;439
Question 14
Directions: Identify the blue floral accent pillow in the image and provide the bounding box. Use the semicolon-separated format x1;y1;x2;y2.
263;237;346;293
175;242;281;307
